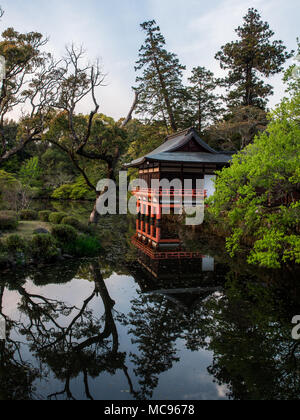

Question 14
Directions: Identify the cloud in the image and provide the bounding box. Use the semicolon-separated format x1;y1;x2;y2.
174;0;297;108
217;384;228;398
0;0;298;119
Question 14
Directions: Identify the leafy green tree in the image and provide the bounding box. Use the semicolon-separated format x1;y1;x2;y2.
125;119;168;161
19;156;41;187
209;92;300;268
40;146;77;189
45;111;128;187
51;176;95;200
134;20;186;132
215;8;293;109
184;66;223;134
0;169;31;211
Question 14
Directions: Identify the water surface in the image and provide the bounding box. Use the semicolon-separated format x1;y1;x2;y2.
0;215;299;400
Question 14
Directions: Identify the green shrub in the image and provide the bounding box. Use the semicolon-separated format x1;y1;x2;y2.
48;212;67;224
0;211;18;230
51;224;78;244
51;184;73;200
61;216;82;230
5;234;27;252
30;234;59;260
20;209;38;221
69;178;95;200
64;234;101;257
51;178;95;201
38;210;52;222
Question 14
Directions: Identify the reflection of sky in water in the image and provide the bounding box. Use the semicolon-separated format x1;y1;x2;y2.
2;271;227;400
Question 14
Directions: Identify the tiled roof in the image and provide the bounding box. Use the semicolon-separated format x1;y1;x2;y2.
124;127;233;168
146;152;232;164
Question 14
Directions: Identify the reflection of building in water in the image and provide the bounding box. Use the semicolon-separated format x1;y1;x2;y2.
126;127;232;310
131;227;225;311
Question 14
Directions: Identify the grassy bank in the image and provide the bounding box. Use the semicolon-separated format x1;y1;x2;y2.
0;210;102;269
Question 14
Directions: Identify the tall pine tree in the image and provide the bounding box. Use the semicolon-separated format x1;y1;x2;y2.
215;8;293;109
184;66;223;134
134;20;186;132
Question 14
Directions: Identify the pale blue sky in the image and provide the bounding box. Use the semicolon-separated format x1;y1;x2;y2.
1;0;299;119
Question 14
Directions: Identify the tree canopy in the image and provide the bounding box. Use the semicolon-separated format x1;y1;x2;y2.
134;20;186;132
210;92;300;268
215;8;293;109
184;66;223;134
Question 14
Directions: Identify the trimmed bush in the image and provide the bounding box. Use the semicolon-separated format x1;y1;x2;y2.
30;234;59;260
20;209;38;221
0;211;18;230
48;212;67;224
61;216;82;230
38;210;52;222
51;224;78;244
5;234;27;252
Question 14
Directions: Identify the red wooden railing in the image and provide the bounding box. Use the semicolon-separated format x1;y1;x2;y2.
132;188;207;199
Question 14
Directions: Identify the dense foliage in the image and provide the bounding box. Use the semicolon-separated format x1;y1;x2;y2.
184;67;223;134
210;93;300;268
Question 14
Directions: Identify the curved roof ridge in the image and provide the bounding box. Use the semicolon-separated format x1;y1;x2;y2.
165;127;193;141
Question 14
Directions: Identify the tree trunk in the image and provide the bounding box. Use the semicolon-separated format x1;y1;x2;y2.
149;32;177;132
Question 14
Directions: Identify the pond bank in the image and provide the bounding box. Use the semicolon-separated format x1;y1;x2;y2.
0;209;102;269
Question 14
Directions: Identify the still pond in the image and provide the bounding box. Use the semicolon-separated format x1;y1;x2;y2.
0;209;299;400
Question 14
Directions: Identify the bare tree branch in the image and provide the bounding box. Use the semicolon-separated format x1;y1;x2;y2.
121;90;139;127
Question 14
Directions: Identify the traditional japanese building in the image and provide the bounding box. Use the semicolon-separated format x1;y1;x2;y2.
125;127;233;197
125;127;234;250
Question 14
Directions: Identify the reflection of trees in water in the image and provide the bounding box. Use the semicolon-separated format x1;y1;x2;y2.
0;261;133;400
4;260;81;287
1;254;300;400
0;339;40;400
0;284;41;400
205;271;300;400
124;291;212;400
122;265;300;400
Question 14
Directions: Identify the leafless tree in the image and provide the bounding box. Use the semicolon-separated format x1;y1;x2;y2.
45;45;139;223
